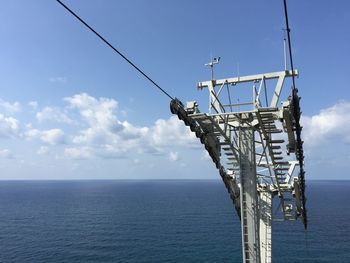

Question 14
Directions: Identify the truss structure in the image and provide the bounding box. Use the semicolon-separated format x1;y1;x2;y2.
170;69;306;263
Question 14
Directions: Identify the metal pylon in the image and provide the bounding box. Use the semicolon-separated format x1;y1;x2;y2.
170;69;307;263
239;127;260;262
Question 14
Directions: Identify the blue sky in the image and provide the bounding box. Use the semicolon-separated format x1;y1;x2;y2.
0;0;349;180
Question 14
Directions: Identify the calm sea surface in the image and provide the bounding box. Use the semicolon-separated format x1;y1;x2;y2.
0;180;349;262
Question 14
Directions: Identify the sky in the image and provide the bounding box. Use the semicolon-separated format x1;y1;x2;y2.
0;0;349;180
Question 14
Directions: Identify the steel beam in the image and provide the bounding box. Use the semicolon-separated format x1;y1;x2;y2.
197;70;298;89
239;127;260;263
259;189;272;263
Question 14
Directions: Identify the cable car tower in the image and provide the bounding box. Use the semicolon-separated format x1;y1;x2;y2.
169;3;306;262
170;62;306;263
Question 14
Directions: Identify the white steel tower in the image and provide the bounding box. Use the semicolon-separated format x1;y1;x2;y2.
170;65;307;263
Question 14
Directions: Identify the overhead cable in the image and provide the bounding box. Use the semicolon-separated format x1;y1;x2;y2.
283;0;296;90
55;0;174;100
283;0;307;229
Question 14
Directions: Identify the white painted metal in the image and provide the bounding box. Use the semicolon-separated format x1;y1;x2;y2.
198;70;298;110
177;69;305;263
239;127;260;263
259;189;272;263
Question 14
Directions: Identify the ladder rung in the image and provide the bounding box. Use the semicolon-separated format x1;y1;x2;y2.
263;124;276;128
261;120;274;124
270;145;281;149
276;176;286;179
272;151;282;155
275;167;289;171
260;115;274;119
259;107;278;112
226;162;238;165
270;139;285;144
266;129;283;133
275;161;289;165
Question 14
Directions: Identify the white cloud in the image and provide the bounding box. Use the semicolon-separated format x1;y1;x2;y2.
41;129;65;145
36;106;72;124
169;151;179;161
0;99;21;114
64;93;149;157
62;93;200;159
302;101;350;146
148;116;197;147
63;144;129;160
0;114;19;138
37;146;49;155
25;128;66;145
65;93;119;127
25;128;40;140
0;149;14;159
0;93;200;161
65;93;123;140
94;144;128;159
64;147;91;160
120;121;148;140
28;101;38;110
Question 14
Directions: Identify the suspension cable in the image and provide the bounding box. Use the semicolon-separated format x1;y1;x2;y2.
283;0;296;90
283;0;307;230
55;0;174;100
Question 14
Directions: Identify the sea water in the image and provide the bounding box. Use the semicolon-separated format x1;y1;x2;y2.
0;180;349;262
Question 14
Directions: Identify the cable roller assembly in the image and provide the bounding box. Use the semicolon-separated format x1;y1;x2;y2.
170;98;240;216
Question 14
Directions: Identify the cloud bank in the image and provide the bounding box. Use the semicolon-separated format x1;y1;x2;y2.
0;114;19;138
302;101;350;146
0;93;197;160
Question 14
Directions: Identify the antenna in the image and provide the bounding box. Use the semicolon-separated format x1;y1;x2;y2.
283;29;287;70
205;57;221;80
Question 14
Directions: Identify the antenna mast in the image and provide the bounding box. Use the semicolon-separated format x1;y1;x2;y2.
205;57;221;80
283;29;287;70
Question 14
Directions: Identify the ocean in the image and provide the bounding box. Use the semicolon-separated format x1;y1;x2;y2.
0;180;349;262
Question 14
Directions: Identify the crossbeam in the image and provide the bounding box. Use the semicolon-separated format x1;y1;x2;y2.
197;70;298;89
197;70;298;110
